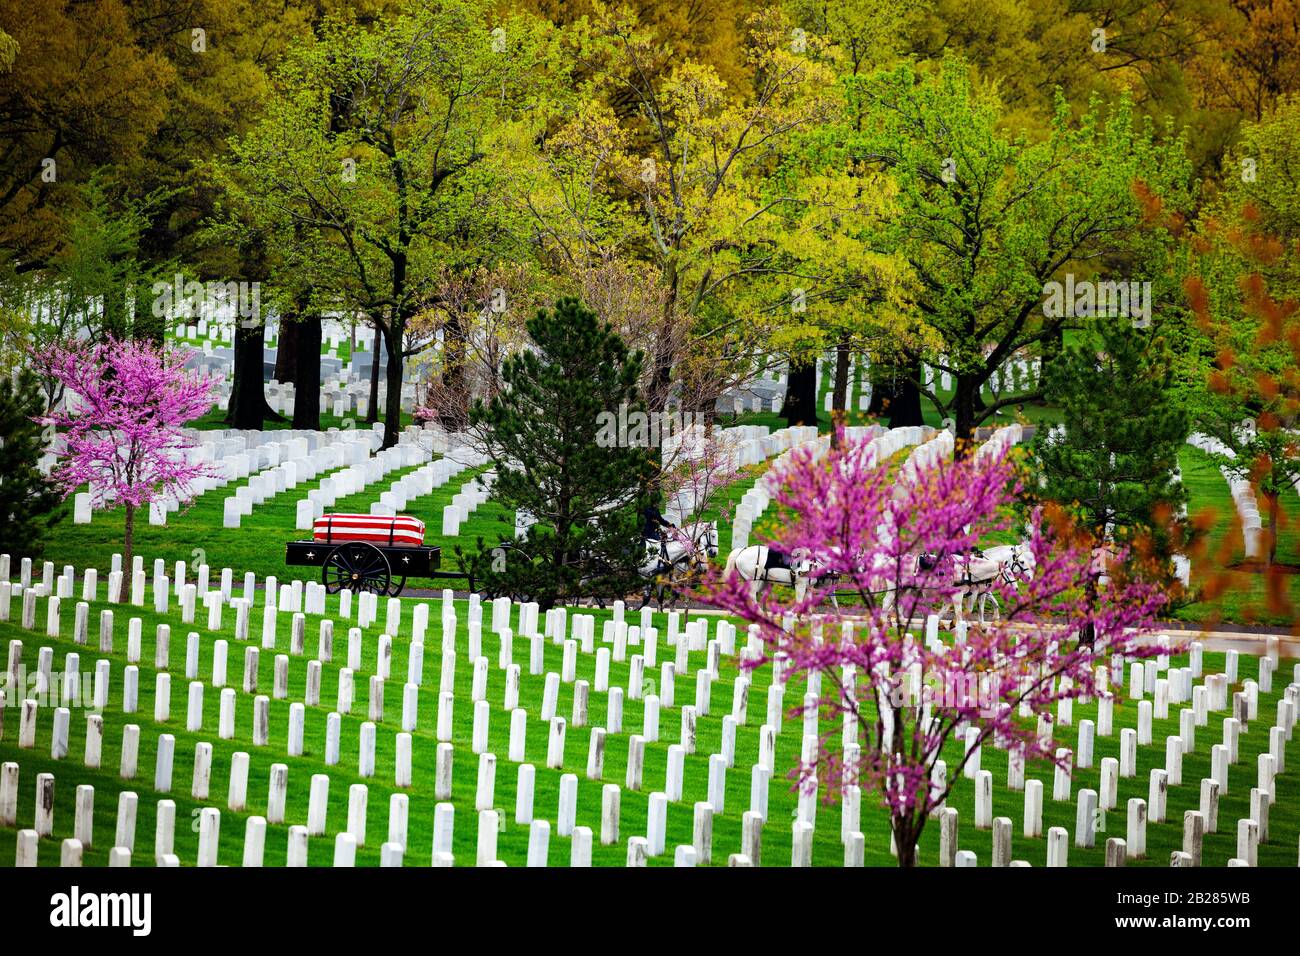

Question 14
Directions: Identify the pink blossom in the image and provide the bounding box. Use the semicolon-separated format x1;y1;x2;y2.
37;337;220;518
696;426;1169;865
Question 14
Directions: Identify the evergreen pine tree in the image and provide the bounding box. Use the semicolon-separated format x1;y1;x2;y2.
1031;321;1189;545
463;298;654;609
0;371;63;558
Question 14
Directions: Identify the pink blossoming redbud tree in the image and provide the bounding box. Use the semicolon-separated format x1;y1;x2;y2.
38;338;219;569
699;429;1169;867
660;431;742;536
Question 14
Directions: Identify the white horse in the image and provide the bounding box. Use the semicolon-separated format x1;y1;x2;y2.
984;541;1036;588
722;543;894;609
638;521;719;608
723;545;826;602
941;541;1036;626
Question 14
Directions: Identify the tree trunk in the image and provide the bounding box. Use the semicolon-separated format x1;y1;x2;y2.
830;337;851;447
868;362;893;416
888;358;924;429
893;816;918;868
274;317;301;385
781;356;819;427
225;322;282;429
649;353;674;415
123;503;135;575
367;320;382;424
648;265;678;414
383;323;404;449
292;315;323;430
441;311;470;432
951;371;982;455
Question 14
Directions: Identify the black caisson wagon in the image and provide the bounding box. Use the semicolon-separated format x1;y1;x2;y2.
284;539;446;597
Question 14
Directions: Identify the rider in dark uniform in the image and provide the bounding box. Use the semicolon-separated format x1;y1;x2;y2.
642;502;674;554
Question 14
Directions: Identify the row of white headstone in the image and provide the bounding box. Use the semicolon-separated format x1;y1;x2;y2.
921;355;1042;397
664;424;820;527
5;549;1294;867
73;427;381;527
927;642;1298;867
226;434;398;528
1;552;836;865
728;425;873;551
1186;433;1267;560
2;561;811;868
440;469;497;537
280;438;435;531
902;422;1027;484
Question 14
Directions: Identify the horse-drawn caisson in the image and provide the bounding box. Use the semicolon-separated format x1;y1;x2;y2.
284;513;465;596
284;508;721;606
461;511;720;610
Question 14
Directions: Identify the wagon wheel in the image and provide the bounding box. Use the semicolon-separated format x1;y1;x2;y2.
387;576;407;597
467;561;506;600
322;542;392;595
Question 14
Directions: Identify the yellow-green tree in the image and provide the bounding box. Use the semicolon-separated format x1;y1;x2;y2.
506;4;841;414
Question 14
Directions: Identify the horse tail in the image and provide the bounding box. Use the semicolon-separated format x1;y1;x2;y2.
723;548;740;579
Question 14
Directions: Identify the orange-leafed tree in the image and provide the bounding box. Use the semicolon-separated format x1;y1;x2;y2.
1184;101;1300;572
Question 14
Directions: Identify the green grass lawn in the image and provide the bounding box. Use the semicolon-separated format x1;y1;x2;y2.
39;458;494;588
0;573;1295;867
1171;447;1300;629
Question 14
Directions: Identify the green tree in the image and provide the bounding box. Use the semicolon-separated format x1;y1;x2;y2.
221;0;555;447
851;57;1193;449
464;297;654;610
0;178;173;409
0;1;171;268
508;6;838;416
1030;318;1189;552
0;371;62;559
